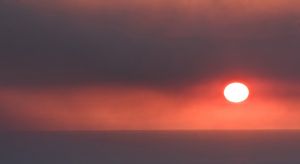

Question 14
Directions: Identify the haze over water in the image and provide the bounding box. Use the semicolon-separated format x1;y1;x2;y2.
1;0;300;163
1;131;300;164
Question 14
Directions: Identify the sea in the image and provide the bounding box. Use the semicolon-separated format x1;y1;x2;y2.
1;131;300;164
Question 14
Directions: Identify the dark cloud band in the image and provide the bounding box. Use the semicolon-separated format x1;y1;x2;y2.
0;0;299;87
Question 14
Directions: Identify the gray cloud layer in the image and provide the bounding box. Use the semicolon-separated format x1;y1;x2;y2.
1;0;300;87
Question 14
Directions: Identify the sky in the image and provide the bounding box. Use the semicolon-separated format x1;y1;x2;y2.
0;0;300;130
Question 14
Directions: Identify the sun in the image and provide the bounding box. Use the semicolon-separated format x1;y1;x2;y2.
224;82;249;103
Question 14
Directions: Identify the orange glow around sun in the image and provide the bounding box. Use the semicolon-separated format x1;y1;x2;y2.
0;78;299;130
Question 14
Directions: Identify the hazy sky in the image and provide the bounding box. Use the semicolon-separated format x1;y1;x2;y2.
0;0;300;130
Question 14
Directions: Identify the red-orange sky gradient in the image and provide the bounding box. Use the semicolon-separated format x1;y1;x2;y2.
0;77;299;130
0;0;299;130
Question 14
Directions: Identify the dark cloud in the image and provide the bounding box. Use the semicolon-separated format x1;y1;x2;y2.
0;0;300;87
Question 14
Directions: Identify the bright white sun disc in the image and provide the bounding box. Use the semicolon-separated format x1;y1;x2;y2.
224;82;249;103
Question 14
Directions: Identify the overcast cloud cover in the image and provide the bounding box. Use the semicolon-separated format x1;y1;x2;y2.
1;0;299;87
0;0;300;130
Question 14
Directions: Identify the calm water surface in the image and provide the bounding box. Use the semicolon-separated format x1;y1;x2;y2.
1;131;300;164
